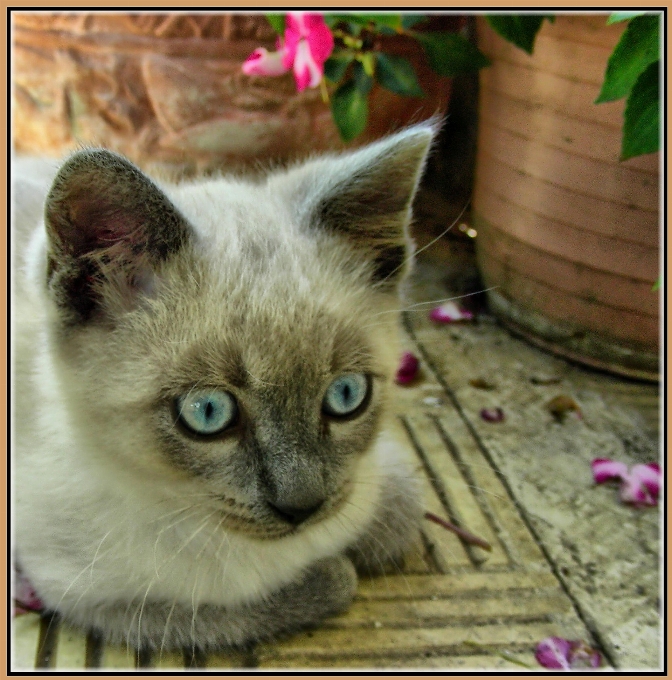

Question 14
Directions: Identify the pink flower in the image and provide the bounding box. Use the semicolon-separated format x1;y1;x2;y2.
591;458;661;507
429;301;474;323
282;13;334;91
242;13;334;92
242;43;289;77
395;351;419;385
535;637;601;670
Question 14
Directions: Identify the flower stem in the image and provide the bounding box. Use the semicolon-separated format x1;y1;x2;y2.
319;78;330;104
424;511;493;551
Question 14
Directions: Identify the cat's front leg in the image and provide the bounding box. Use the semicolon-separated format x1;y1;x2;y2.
346;457;423;575
81;555;357;652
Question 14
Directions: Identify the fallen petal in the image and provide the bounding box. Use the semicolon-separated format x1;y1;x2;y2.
395;351;419;385
535;636;602;670
535;636;572;670
480;407;504;422
591;459;661;508
591;458;629;484
630;463;661;500
619;464;661;507
429;301;474;323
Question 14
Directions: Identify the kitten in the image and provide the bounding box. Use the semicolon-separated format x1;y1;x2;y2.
12;121;435;654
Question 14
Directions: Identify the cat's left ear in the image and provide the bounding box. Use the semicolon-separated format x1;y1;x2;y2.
274;119;438;287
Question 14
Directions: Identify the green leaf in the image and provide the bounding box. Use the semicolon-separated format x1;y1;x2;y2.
353;59;373;95
328;13;401;29
416;32;490;76
596;14;660;103
265;14;285;35
652;276;660;291
485;15;553;54
331;80;369;142
324;53;354;83
359;14;403;30
621;60;659;160
402;15;428;30
376;53;424;97
608;12;648;24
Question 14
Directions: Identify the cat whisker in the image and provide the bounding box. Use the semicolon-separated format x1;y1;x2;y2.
377;201;469;286
361;287;498;332
159;599;178;662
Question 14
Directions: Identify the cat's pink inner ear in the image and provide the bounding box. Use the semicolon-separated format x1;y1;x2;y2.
58;197;145;260
44;149;190;321
45;148;188;265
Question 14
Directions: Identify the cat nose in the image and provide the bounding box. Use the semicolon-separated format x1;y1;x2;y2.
267;500;324;526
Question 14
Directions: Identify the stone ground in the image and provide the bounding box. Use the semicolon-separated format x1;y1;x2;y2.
12;245;661;672
403;253;662;671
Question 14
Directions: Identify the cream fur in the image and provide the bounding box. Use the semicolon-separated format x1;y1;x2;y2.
12;122;434;652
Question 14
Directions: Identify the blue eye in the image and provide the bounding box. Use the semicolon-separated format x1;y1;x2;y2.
176;391;237;435
322;373;369;417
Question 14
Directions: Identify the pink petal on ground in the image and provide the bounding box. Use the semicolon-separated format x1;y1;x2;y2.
631;463;662;499
591;458;628;484
395;351;419;385
535;636;572;670
429;301;474;323
592;459;661;507
535;637;602;670
242;47;289;76
619;463;661;507
480;407;504;423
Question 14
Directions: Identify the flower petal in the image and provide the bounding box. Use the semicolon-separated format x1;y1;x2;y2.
535;637;601;670
242;47;289;76
480;407;504;423
619;466;660;506
283;12;334;72
429;301;474;323
395;351;419;385
292;39;324;91
591;458;628;484
630;463;661;500
535;636;572;670
301;14;335;64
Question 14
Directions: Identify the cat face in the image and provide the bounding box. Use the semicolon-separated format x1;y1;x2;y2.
42;123;435;539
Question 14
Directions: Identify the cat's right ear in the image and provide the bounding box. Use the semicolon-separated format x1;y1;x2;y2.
44;149;190;324
271;119;438;288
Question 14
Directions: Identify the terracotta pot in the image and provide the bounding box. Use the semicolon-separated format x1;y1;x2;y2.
472;15;660;381
12;12;455;175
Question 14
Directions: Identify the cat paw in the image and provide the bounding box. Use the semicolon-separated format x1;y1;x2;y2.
300;555;358;616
